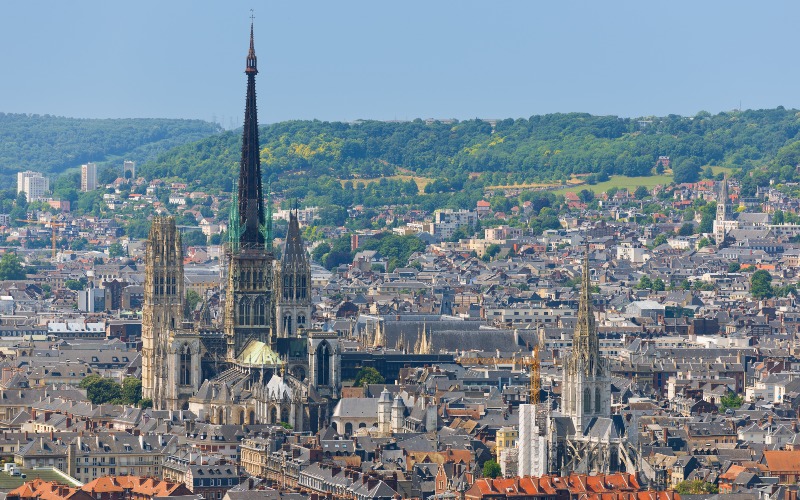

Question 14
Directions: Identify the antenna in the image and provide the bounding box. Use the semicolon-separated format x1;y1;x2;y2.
250;9;255;22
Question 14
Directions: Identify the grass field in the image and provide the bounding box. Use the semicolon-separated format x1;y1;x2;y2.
551;165;736;195
339;175;433;192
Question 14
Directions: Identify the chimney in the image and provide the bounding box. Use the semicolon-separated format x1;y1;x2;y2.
662;428;668;443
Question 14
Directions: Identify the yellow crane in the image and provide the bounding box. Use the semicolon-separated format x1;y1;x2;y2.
17;219;67;259
525;345;541;404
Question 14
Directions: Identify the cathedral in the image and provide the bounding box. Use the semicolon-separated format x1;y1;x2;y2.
142;23;340;432
517;248;636;476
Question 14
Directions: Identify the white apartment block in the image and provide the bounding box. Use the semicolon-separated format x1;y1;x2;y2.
17;171;49;201
81;162;97;192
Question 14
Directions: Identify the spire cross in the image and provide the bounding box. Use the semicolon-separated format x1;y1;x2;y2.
250;9;255;22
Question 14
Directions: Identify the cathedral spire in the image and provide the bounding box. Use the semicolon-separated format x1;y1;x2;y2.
573;244;600;376
238;20;265;248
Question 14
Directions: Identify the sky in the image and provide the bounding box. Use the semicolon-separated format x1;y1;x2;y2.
1;1;798;126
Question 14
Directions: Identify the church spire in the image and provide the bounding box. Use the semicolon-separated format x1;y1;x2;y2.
237;20;265;248
573;245;600;376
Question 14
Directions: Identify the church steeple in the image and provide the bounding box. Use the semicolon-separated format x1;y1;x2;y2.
238;20;265;248
572;245;601;376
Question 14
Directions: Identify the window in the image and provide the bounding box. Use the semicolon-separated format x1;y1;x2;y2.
238;297;251;326
595;387;601;414
253;297;266;326
583;388;591;412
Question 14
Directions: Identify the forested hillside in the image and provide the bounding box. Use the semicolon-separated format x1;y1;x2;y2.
0;113;222;187
141;108;800;198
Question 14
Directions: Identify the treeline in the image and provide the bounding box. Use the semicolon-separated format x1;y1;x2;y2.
141;108;800;196
0;113;222;187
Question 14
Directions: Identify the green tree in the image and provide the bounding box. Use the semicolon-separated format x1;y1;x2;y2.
108;242;124;258
139;398;153;409
728;262;741;273
634;186;649;200
673;158;701;184
121;377;142;405
65;279;86;291
720;391;744;410
186;290;202;312
697;237;711;249
0;253;25;280
484;244;501;261
652;278;665;292
311;242;331;263
678;223;694;236
750;269;774;299
482;459;502;479
637;276;653;290
354;367;385;387
674;480;719;495
83;377;122;405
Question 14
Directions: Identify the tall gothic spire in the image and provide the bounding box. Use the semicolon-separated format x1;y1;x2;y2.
237;21;265;248
572;245;601;376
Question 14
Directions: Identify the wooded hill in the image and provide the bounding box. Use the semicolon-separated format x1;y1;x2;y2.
140;108;800;198
0;113;222;187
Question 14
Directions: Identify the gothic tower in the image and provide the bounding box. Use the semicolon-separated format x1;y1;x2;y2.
561;247;610;431
714;177;730;247
275;212;311;337
225;22;276;360
142;217;185;409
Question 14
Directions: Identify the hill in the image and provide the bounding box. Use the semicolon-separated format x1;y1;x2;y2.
140;108;800;202
0;113;222;187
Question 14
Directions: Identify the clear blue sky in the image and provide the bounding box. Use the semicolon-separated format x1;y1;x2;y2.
1;1;797;125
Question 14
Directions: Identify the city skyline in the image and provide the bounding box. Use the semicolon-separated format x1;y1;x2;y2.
1;1;798;126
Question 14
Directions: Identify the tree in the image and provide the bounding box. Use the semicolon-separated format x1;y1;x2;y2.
634;186;649;200
751;269;774;299
139;398;153;409
673;158;701;184
121;377;142;405
354;367;385;387
697;237;711;249
674;480;719;495
652;278;665;292
482;459;501;478
65;279;86;291
578;189;595;203
83;377;122;405
0;252;25;280
484;244;501;261
720;391;744;410
186;290;202;312
108;242;124;258
728;262;741;273
637;276;653;290
678;223;694;236
311;242;331;263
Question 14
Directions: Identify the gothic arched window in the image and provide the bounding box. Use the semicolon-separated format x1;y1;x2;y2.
283;315;293;336
595;387;602;414
299;276;307;299
298;315;306;327
583;387;591;412
317;342;330;386
238;297;251;326
253;297;266;325
283;275;291;300
180;345;191;385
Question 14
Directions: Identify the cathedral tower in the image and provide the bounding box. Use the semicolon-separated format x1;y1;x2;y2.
142;217;185;409
561;247;610;431
714;177;730;247
225;22;276;360
275;212;311;337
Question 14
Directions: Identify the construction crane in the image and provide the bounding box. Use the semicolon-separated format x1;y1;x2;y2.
17;219;67;259
525;344;541;404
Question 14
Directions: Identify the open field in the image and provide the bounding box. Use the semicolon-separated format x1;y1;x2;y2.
551;165;736;195
339;175;433;192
